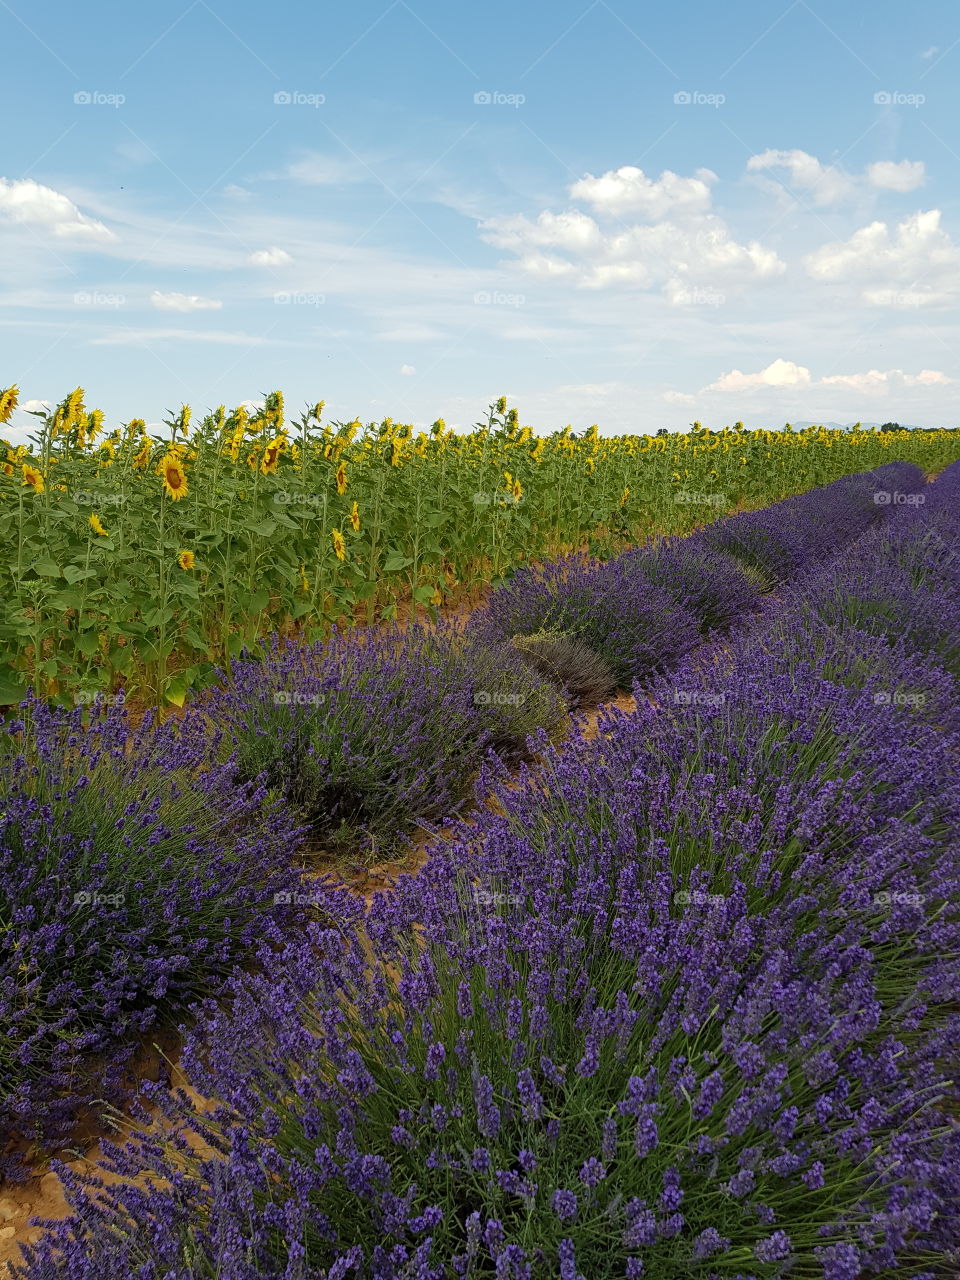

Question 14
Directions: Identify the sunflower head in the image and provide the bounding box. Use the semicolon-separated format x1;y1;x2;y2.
89;513;108;536
177;550;195;570
0;385;19;424
335;461;348;494
349;501;360;532
21;463;44;493
160;453;189;500
331;528;347;561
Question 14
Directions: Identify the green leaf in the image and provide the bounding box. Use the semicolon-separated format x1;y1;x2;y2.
0;667;27;704
62;565;98;584
33;559;62;578
383;553;413;572
248;587;272;613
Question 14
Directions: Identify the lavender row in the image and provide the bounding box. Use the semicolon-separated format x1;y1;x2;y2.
14;463;959;1276
471;460;926;703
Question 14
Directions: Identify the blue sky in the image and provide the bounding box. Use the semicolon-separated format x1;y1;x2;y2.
2;0;959;438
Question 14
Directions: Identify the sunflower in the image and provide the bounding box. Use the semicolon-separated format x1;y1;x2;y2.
160;453;189;500
177;550;195;570
0;385;19;423
430;586;442;606
89;513;108;536
298;563;310;593
261;435;285;475
335;461;348;494
349;501;361;532
620;487;630;506
331;528;346;561
133;439;152;470
21;463;44;493
1;463;12;476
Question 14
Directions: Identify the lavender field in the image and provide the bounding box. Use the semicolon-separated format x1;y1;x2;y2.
2;459;959;1278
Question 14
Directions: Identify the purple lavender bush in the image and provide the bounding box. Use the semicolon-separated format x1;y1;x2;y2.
16;489;960;1277
472;552;701;688
191;624;566;859
0;697;305;1180
617;540;763;633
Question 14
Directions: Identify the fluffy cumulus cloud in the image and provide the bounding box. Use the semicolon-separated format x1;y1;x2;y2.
568;166;716;219
804;209;960;306
695;359;951;397
747;150;925;205
248;246;293;266
0;178;116;241
149;290;223;313
480;166;784;295
705;359;812;393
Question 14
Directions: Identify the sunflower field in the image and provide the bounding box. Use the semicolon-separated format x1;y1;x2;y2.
1;383;959;705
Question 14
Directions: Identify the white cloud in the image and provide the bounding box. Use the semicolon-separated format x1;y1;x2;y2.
804;209;960;304
747;150;925;204
0;178;116;242
284;154;371;186
568;166;717;219
747;150;858;206
705;358;812;393
150;290;223;313
400;364;416;376
663;390;696;405
920;45;939;58
865;160;925;192
20;399;51;412
480;178;784;295
223;184;252;200
699;360;951;397
249;246;293;266
89;328;276;346
819;368;952;393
